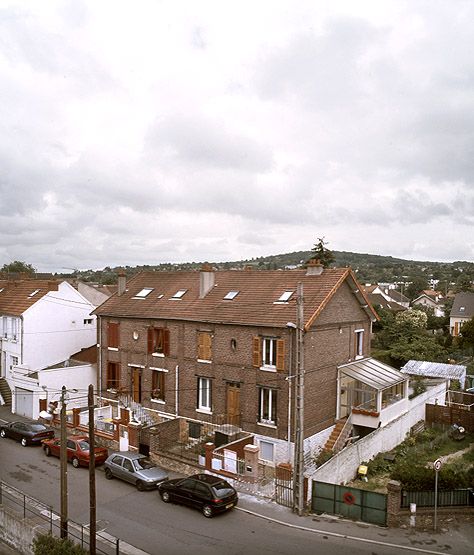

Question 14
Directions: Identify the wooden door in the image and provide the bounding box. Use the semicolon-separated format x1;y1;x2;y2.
132;368;141;403
226;383;241;426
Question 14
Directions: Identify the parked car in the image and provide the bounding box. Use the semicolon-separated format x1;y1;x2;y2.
0;421;54;447
104;451;168;490
42;435;109;468
158;473;238;517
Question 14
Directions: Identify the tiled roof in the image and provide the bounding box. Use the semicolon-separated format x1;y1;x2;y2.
0;280;59;316
388;290;409;303
367;293;405;312
94;268;377;328
450;291;474;319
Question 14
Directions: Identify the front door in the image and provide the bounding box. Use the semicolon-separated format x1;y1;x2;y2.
132;368;142;403
226;382;241;426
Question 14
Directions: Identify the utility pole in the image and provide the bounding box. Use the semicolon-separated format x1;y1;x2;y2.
60;385;68;539
293;282;305;516
88;384;96;555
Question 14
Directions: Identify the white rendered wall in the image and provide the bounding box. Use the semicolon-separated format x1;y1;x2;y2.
21;282;96;370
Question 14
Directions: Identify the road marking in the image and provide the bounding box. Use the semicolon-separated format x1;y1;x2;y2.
235;507;450;555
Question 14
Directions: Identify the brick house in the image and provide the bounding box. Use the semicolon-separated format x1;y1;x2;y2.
93;262;387;464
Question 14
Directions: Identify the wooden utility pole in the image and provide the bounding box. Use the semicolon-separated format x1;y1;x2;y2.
60;385;68;538
88;384;96;555
293;282;305;516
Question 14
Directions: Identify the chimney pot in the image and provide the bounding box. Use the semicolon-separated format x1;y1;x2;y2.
306;259;324;276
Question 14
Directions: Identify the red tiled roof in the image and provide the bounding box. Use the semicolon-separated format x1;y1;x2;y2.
94;268;377;328
0;280;59;316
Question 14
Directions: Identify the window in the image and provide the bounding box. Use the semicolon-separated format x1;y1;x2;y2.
28;289;40;297
147;327;170;355
259;440;275;462
133;287;154;299
275;291;293;303
197;377;212;412
10;356;18;370
224;291;239;300
106;362;120;390
197;332;212;361
11;318;18;340
83;318;93;325
258;387;277;425
151;371;165;402
252;337;285;371
170;289;187;300
355;330;364;358
107;322;120;348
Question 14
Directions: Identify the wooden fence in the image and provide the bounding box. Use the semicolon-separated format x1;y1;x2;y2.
425;403;474;432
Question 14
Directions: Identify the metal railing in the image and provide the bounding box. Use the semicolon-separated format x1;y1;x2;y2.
401;488;474;508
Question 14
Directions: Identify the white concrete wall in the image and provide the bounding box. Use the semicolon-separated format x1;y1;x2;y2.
308;381;447;484
21;282;96;370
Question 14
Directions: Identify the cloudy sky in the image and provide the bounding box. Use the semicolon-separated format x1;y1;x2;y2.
1;0;473;272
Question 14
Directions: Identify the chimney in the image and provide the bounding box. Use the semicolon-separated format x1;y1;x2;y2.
305;259;324;276
48;280;59;291
117;270;126;296
199;264;215;298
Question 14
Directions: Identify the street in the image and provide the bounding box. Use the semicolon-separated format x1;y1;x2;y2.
1;419;472;555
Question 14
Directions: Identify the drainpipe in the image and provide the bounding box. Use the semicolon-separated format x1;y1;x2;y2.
175;365;179;416
98;317;102;406
286;322;297;463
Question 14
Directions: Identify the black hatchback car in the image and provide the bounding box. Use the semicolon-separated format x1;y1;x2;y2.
158;474;238;517
0;421;54;446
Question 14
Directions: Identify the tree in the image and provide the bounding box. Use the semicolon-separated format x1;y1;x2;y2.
307;237;335;268
459;317;474;355
1;260;36;275
455;273;473;293
405;277;429;301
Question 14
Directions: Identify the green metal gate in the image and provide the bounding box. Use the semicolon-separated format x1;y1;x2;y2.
312;481;387;526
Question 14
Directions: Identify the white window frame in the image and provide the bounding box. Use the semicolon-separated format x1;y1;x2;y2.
197;377;212;413
262;337;277;369
258;387;277;425
355;329;364;358
133;287;154;299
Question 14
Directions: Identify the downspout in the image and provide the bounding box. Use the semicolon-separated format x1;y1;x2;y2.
20;315;24;366
286;322;297;463
175;364;179;416
98;316;102;407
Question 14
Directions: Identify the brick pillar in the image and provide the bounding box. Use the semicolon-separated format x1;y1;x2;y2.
72;408;80;428
243;444;259;483
386;480;402;527
120;407;130;424
128;422;141;450
205;442;215;471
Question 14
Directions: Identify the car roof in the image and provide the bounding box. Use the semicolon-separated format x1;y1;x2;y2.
109;451;145;460
190;474;228;485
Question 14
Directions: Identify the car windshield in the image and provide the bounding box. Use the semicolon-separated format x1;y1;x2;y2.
30;424;46;431
211;481;234;498
78;441;90;450
133;458;154;470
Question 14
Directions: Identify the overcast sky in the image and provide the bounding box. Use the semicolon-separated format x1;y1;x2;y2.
1;1;473;272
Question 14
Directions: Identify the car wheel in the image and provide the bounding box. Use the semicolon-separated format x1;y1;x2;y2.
161;491;171;503
202;504;213;518
72;457;80;468
0;429;6;438
105;468;113;480
136;480;145;492
21;438;27;447
44;446;51;457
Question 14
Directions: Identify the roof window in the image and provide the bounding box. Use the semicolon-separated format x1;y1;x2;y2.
460;306;465;311
28;289;40;297
157;294;164;299
224;291;239;300
170;289;187;300
275;291;294;303
133;287;154;299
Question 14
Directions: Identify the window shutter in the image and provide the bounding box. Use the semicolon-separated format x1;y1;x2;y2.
198;333;204;360
163;328;170;356
204;333;212;360
252;337;262;367
276;339;285;372
147;328;154;354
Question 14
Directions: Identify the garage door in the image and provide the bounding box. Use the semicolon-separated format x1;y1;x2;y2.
15;387;34;419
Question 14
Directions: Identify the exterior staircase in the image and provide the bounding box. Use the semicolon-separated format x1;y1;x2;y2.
0;377;12;407
323;417;353;454
129;399;154;427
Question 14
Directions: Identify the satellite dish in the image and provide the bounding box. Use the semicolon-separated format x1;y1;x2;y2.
39;410;53;420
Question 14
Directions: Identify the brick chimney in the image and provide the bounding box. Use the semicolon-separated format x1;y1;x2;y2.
306;259;324;276
117;270;126;296
199;264;215;298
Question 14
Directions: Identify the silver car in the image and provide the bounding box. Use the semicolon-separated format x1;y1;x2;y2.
104;452;168;491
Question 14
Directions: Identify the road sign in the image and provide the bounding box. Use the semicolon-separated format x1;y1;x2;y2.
434;459;442;471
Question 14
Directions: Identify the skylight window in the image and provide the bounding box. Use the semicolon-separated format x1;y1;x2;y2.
170;289;187;300
277;291;294;302
460;306;465;311
0;288;3;293
28;289;40;297
157;294;164;299
224;291;239;300
133;287;154;299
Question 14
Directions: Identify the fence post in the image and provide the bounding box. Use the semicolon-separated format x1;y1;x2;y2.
116;537;120;555
23;493;26;519
386;480;402;527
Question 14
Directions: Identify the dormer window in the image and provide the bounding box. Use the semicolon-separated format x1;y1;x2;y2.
171;289;187;300
28;289;40;297
224;291;239;300
275;291;293;304
133;287;154;299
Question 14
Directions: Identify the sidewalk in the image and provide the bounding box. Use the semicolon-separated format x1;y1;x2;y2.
236;492;474;555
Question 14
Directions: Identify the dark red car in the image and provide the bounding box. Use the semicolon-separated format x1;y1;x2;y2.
42;435;108;468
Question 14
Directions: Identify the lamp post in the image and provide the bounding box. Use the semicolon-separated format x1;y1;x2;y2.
60;386;68;538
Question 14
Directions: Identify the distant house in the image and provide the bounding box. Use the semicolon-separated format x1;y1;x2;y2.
450;291;474;336
0;278;97;418
412;291;445;317
94;263;409;465
361;285;406;313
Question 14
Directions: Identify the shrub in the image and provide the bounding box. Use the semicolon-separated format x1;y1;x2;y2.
32;533;88;555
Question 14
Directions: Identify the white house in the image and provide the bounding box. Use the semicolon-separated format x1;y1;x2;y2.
0;279;97;417
450;291;474;337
